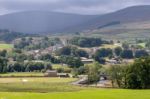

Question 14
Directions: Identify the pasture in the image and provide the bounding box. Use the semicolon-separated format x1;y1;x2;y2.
0;72;44;77
0;89;149;99
0;76;149;99
0;44;13;50
0;77;80;93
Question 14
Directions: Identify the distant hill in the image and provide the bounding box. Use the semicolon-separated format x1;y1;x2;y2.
0;5;150;34
0;11;97;34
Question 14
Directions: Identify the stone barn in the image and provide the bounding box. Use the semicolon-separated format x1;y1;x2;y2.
44;70;58;77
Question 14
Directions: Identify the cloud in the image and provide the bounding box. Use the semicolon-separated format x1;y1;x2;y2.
0;0;150;15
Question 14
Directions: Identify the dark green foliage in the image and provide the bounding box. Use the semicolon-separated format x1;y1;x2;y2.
40;54;52;61
94;48;113;58
122;42;129;49
59;56;83;68
73;49;89;58
0;29;37;43
11;62;25;72
109;65;127;88
57;46;72;56
94;48;112;64
25;62;52;72
125;57;150;89
7;62;52;72
40;54;60;64
86;62;102;84
0;57;8;73
114;47;122;56
70;37;103;47
120;50;133;59
57;46;88;58
94;57;106;64
135;50;149;58
14;37;61;50
109;57;150;89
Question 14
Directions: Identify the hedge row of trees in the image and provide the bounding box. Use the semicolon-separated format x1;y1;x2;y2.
109;57;150;89
14;37;61;50
56;46;89;58
69;37;110;47
94;47;149;64
1;62;52;73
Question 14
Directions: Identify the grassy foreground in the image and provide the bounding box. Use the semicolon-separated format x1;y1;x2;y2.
0;77;80;92
0;89;149;99
0;77;149;99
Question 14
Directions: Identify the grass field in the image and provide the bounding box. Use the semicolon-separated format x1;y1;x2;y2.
0;77;80;93
0;72;44;77
0;44;13;50
0;76;149;99
138;43;146;48
0;89;149;99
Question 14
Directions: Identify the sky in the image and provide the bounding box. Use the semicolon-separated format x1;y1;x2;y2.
0;0;150;15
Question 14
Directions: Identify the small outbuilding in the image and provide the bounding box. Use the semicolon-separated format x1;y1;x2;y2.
44;70;58;77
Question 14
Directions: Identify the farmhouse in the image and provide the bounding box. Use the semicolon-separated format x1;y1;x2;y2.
44;70;58;77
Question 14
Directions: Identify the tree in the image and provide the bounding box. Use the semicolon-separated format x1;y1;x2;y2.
0;57;8;73
120;50;133;59
57;46;89;58
94;48;113;62
135;50;149;58
108;65;127;88
122;42;129;49
87;62;102;84
59;56;83;68
114;47;122;56
57;46;71;56
108;57;150;89
125;57;150;89
12;62;25;72
70;37;103;47
0;50;7;57
74;49;89;58
94;57;106;64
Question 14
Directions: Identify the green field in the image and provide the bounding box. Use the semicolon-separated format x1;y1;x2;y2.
0;77;80;93
0;89;149;99
0;77;149;99
0;72;44;77
0;44;13;50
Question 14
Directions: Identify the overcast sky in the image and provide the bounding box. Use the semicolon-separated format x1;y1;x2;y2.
0;0;149;15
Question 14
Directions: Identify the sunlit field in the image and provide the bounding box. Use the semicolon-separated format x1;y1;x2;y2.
0;44;13;50
0;77;149;99
0;89;149;99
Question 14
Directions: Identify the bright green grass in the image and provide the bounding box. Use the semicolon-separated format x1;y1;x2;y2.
0;72;44;77
0;89;149;99
0;77;149;99
138;43;146;48
0;77;80;93
53;64;69;69
0;44;13;50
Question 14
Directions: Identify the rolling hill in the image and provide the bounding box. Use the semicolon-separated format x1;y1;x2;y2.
0;11;97;34
0;5;150;34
